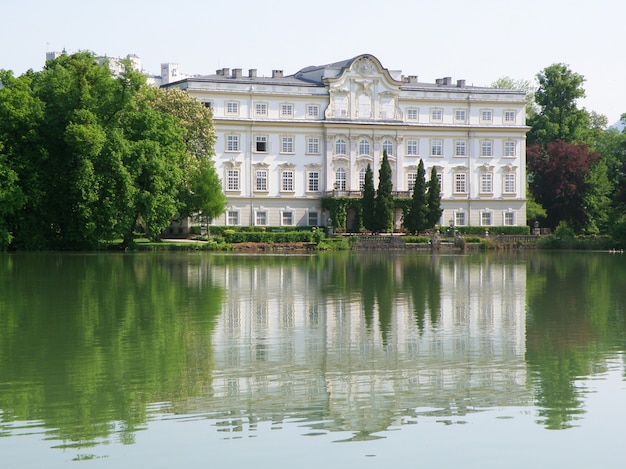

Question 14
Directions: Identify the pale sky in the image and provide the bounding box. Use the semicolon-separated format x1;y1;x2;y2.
3;0;625;124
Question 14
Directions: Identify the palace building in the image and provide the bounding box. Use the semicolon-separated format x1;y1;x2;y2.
163;54;528;230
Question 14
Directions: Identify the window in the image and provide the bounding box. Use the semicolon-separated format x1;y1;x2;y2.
255;170;268;191
504;110;516;123
504;173;516;194
281;170;294;191
307;171;319;192
280;103;294;117
381;97;394;119
256;211;267;226
407;108;419;121
226;135;239;152
335;168;346;191
359;168;367;190
282;211;293;226
281;136;294;154
226;169;239;191
504;141;516;157
203;101;213;109
334;95;348;117
408;172;417;191
455;211;466;226
335;138;347;155
455;140;467;157
406;139;419;156
359;139;370;156
308;211;319;226
431;139;443;157
382;139;393;156
306;104;320;118
455;173;467;193
455;109;467;122
255;135;268;152
481;140;493;157
431;108;443;122
504;212;515;226
436;173;443;193
307;137;320;154
481;211;492;226
358;94;371;118
226;101;239;115
255;102;268;116
481;173;493;193
227;210;239;226
481;109;493;122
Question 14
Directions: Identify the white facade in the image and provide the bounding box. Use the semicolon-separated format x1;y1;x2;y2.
164;54;528;229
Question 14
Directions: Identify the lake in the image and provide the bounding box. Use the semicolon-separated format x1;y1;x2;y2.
1;251;625;468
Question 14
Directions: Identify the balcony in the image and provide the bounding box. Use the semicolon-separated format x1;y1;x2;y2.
324;190;412;199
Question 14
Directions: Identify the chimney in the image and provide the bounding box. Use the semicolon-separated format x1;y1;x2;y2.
248;68;257;78
457;79;466;88
435;78;443;86
407;75;418;83
272;70;283;78
216;69;223;76
443;76;452;85
222;68;230;76
232;68;242;78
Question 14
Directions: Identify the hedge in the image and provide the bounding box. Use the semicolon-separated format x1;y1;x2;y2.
223;231;313;244
439;225;530;235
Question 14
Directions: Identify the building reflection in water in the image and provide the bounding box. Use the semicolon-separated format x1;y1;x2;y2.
184;254;530;439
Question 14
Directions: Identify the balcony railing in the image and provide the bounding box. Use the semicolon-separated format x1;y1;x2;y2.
324;190;412;198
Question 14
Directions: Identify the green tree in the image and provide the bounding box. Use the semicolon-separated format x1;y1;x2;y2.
404;159;427;234
373;150;394;232
426;166;442;228
361;163;376;232
492;76;537;119
527;63;589;146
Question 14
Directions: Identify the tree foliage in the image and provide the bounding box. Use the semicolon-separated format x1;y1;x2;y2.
404;160;427;234
426;166;443;228
373;150;394;232
361;163;376;232
0;51;224;250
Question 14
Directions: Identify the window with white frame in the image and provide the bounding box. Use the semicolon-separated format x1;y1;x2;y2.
255;135;268;153
306;104;320;118
281;136;294;154
335;168;346;191
455;211;466;226
307;137;320;154
481;140;493;157
226;101;239;115
227;210;239;226
359;139;370;155
280;103;294;117
481;211;492;226
407;108;419;121
480;172;493;193
282;211;293;226
308;211;319;226
454;109;467;122
226;169;239;191
256;211;267;226
455;140;467;157
381;97;395;119
431;139;443;157
335;138;347;155
431;108;443;122
382;139;393;156
504;173;516;194
334;95;348;117
255;170;268;191
504;140;516;157
202;101;213;109
307;171;319;192
480;109;493;122
408;172;417;191
504;110;516;123
504;211;515;225
358;94;372;118
436;173;443;193
281;170;294;191
255;102;268;116
406;139;419;156
359;168;367;190
454;173;467;193
226;135;239;152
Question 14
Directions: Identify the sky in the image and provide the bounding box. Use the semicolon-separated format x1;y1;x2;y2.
2;0;625;125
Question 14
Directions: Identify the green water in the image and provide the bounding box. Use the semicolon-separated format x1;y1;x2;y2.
1;251;625;468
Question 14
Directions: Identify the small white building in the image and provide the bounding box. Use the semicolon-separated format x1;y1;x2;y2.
165;53;528;230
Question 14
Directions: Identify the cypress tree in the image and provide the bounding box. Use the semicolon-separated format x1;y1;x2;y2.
361;163;376;232
426;166;443;228
405;159;427;234
374;150;394;232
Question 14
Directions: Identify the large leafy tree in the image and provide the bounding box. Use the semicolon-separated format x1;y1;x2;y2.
373;150;394;232
361;164;375;232
527;141;599;231
426;166;443;228
404;159;427;234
